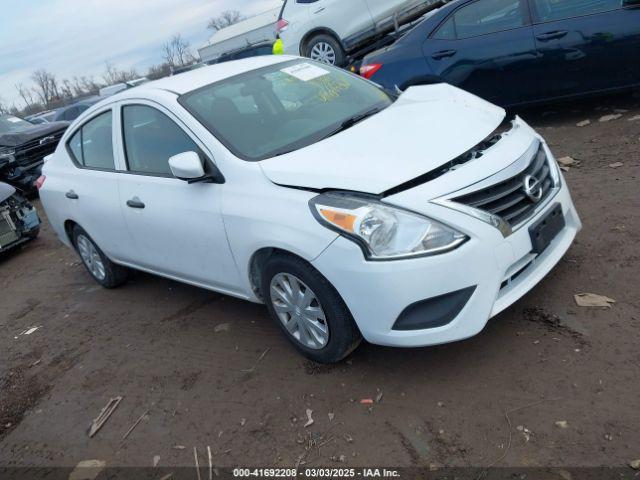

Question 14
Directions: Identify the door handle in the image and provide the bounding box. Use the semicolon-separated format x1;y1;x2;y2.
432;49;457;60
313;7;325;14
65;190;79;200
536;30;568;41
126;198;145;209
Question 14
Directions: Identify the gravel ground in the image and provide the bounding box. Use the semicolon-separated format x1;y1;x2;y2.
1;91;639;472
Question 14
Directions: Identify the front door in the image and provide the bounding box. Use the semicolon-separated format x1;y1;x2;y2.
423;0;539;107
365;0;409;26
529;0;640;99
303;0;374;43
115;102;241;292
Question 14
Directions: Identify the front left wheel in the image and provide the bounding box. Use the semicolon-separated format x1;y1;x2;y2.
261;253;362;364
72;225;128;289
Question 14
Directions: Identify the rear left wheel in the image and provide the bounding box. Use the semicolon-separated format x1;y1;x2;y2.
72;225;128;289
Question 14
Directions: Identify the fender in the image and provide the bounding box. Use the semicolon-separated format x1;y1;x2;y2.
300;27;345;55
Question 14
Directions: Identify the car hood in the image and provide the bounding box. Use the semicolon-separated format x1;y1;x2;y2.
0;182;16;202
0;121;69;148
259;84;505;195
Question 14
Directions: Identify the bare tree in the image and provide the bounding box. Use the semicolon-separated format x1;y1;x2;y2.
15;83;36;110
31;69;60;108
162;34;195;67
147;63;172;81
102;61;139;86
0;97;8;115
102;61;120;85
60;79;75;99
79;76;100;95
207;10;245;31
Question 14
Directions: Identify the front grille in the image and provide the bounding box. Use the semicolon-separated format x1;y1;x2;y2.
14;131;64;170
453;145;556;228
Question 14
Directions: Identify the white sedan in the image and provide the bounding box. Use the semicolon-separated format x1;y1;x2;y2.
39;56;581;363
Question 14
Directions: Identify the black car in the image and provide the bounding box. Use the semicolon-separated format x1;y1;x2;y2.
361;0;640;107
0;114;68;195
211;43;274;64
51;96;102;123
0;182;40;254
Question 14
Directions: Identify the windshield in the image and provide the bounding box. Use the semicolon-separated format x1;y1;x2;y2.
0;115;33;134
179;60;393;161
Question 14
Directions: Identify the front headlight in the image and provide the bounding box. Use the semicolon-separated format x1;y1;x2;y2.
310;193;467;260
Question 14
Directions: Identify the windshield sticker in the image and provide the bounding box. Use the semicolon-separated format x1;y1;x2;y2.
281;63;330;82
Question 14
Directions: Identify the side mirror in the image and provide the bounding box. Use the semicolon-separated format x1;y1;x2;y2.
169;151;205;180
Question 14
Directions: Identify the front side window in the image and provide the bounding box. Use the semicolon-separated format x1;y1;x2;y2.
453;0;525;39
67;111;115;170
179;60;393;161
122;105;200;176
532;0;621;22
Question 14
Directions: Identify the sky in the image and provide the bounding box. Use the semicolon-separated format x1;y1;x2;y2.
0;0;282;109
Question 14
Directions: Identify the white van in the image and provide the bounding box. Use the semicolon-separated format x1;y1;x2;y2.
276;0;439;66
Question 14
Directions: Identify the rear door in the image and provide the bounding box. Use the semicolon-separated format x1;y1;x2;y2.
529;0;640;98
423;0;539;106
300;0;374;40
64;108;128;261
365;0;410;25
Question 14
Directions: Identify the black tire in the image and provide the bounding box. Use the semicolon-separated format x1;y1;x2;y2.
305;34;346;67
72;225;128;289
261;253;362;364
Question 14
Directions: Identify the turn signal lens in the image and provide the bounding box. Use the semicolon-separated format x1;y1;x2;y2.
319;209;357;232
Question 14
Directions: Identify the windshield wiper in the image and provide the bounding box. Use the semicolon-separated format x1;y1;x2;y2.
270;107;384;158
320;107;383;141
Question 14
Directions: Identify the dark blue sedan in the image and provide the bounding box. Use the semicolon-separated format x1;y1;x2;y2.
361;0;640;107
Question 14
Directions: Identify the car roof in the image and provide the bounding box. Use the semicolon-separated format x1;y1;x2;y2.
118;55;296;98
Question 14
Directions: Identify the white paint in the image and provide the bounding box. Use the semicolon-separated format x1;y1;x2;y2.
40;56;581;351
281;63;329;82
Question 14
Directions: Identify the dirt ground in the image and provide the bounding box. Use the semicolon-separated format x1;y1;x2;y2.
1;91;639;472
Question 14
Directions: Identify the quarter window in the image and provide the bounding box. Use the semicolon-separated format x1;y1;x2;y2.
122;105;200;176
532;0;621;22
452;0;525;39
67;111;115;170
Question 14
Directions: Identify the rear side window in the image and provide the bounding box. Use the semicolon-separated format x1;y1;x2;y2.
122;105;200;176
451;0;525;39
532;0;621;22
67;111;115;170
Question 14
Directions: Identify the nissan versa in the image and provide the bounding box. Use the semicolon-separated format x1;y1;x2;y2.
39;56;581;363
